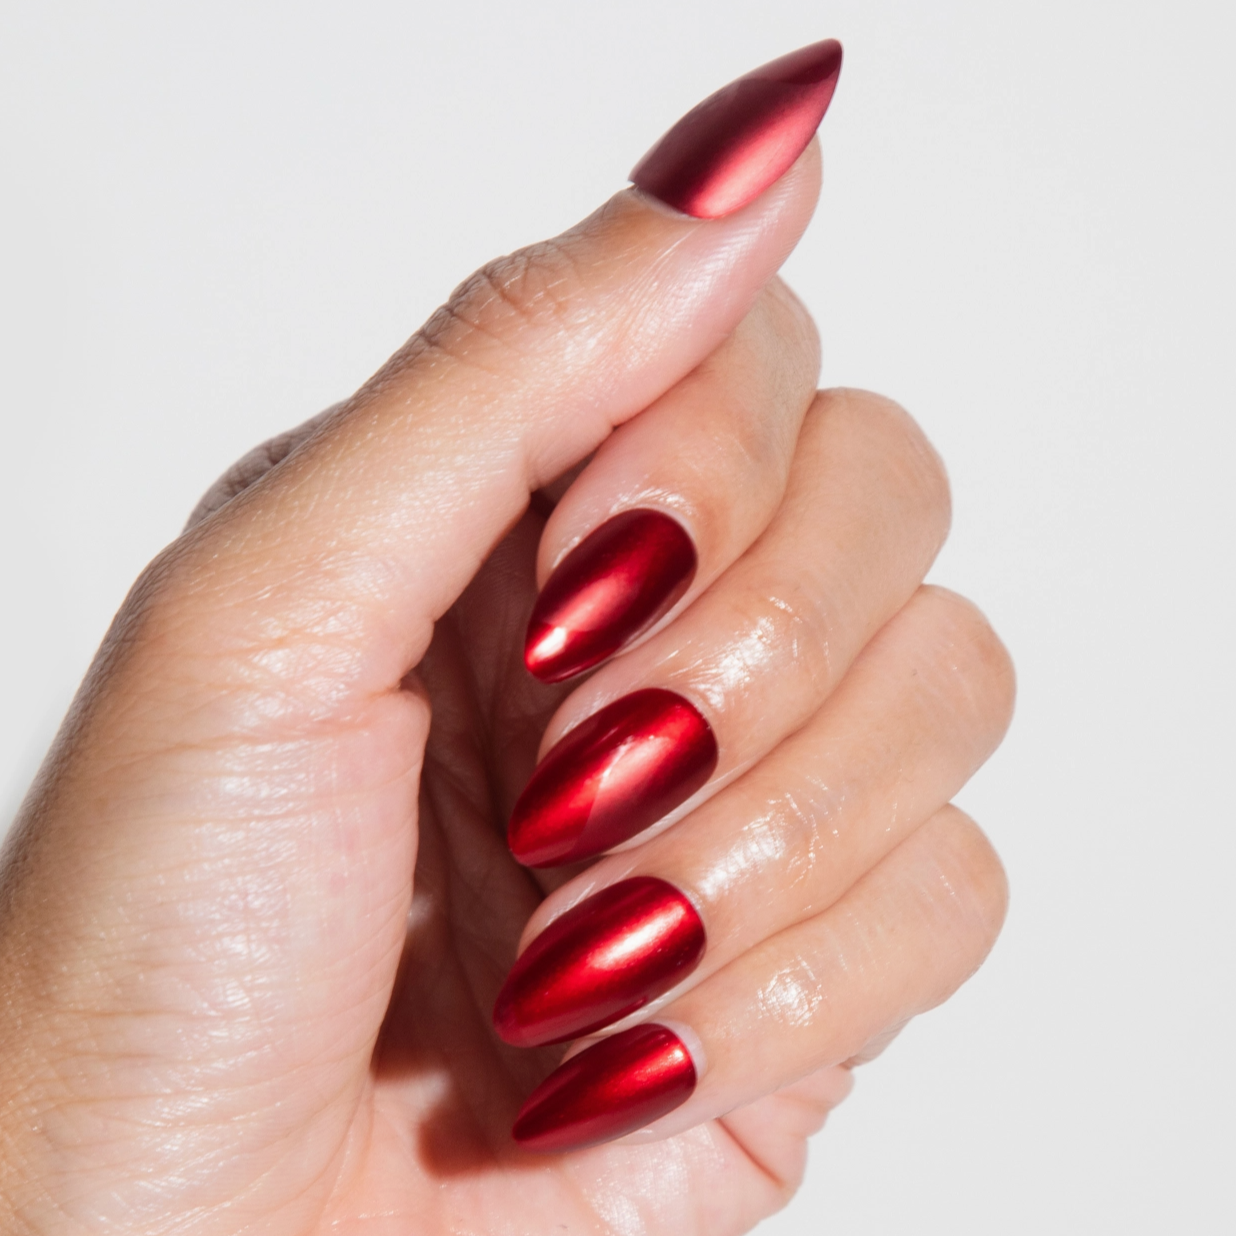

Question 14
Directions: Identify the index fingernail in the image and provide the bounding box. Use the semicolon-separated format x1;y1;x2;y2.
525;509;696;684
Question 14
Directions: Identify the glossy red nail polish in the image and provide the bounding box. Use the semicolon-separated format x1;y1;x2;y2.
525;509;697;684
512;1023;697;1153
494;877;705;1048
508;689;718;868
630;39;843;219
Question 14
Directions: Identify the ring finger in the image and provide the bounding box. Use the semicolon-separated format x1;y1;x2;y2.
510;804;1009;1151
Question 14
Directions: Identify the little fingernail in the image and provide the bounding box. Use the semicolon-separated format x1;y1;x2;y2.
507;689;718;868
629;38;843;219
511;1023;697;1153
525;509;697;684
494;877;706;1048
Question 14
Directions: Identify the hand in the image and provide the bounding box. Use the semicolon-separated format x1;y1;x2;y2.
0;42;1012;1235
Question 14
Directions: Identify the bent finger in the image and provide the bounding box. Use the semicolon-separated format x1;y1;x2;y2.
509;805;1007;1151
523;276;820;683
494;587;1014;1048
508;390;952;867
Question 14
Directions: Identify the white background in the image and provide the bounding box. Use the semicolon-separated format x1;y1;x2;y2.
2;1;1233;1230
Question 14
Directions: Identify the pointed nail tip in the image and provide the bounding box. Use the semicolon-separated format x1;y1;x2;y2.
499;1023;582;1050
510;1116;579;1154
524;633;600;684
510;1127;598;1154
509;1027;698;1153
528;663;582;685
768;37;844;85
523;634;565;682
506;830;575;869
493;1020;541;1050
629;36;845;219
491;997;522;1046
506;801;572;868
493;992;579;1048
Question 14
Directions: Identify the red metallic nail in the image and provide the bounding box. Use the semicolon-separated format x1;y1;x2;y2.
630;39;843;219
525;509;697;684
508;689;718;868
494;877;706;1048
512;1023;697;1153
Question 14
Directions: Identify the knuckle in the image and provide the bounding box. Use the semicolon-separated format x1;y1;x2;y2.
759;277;822;382
419;237;589;360
672;583;835;714
913;586;1017;739
675;281;821;514
916;805;1010;985
185;404;342;530
741;584;836;690
819;389;953;541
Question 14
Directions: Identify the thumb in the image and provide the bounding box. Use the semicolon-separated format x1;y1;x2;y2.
181;145;826;698
165;38;845;703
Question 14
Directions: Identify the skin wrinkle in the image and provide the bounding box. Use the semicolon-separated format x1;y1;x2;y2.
35;977;369;1210
915;835;1008;968
36;1065;321;1209
139;619;381;731
448;240;593;346
693;768;841;910
413;196;763;415
694;811;788;904
671;608;780;716
777;780;834;893
588;1186;647;1236
584;1127;713;1236
753;956;826;1033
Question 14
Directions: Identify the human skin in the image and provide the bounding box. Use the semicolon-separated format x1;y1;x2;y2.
0;131;1013;1232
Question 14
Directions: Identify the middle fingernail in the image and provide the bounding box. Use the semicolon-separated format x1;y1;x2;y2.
493;876;706;1048
508;688;718;868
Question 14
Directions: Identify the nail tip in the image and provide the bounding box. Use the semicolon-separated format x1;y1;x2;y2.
506;822;577;869
523;623;578;683
630;37;845;219
509;1024;698;1154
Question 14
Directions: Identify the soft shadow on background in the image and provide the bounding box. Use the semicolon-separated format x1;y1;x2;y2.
1;2;1232;1231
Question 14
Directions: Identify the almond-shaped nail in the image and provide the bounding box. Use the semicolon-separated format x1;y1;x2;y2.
494;877;706;1048
512;1023;697;1153
508;689;718;868
525;509;697;684
630;38;843;219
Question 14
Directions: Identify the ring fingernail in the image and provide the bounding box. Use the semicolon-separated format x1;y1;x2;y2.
494;877;705;1048
511;1024;697;1153
525;509;697;684
508;688;718;867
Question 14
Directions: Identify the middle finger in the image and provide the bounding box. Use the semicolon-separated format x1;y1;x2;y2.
507;388;951;868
